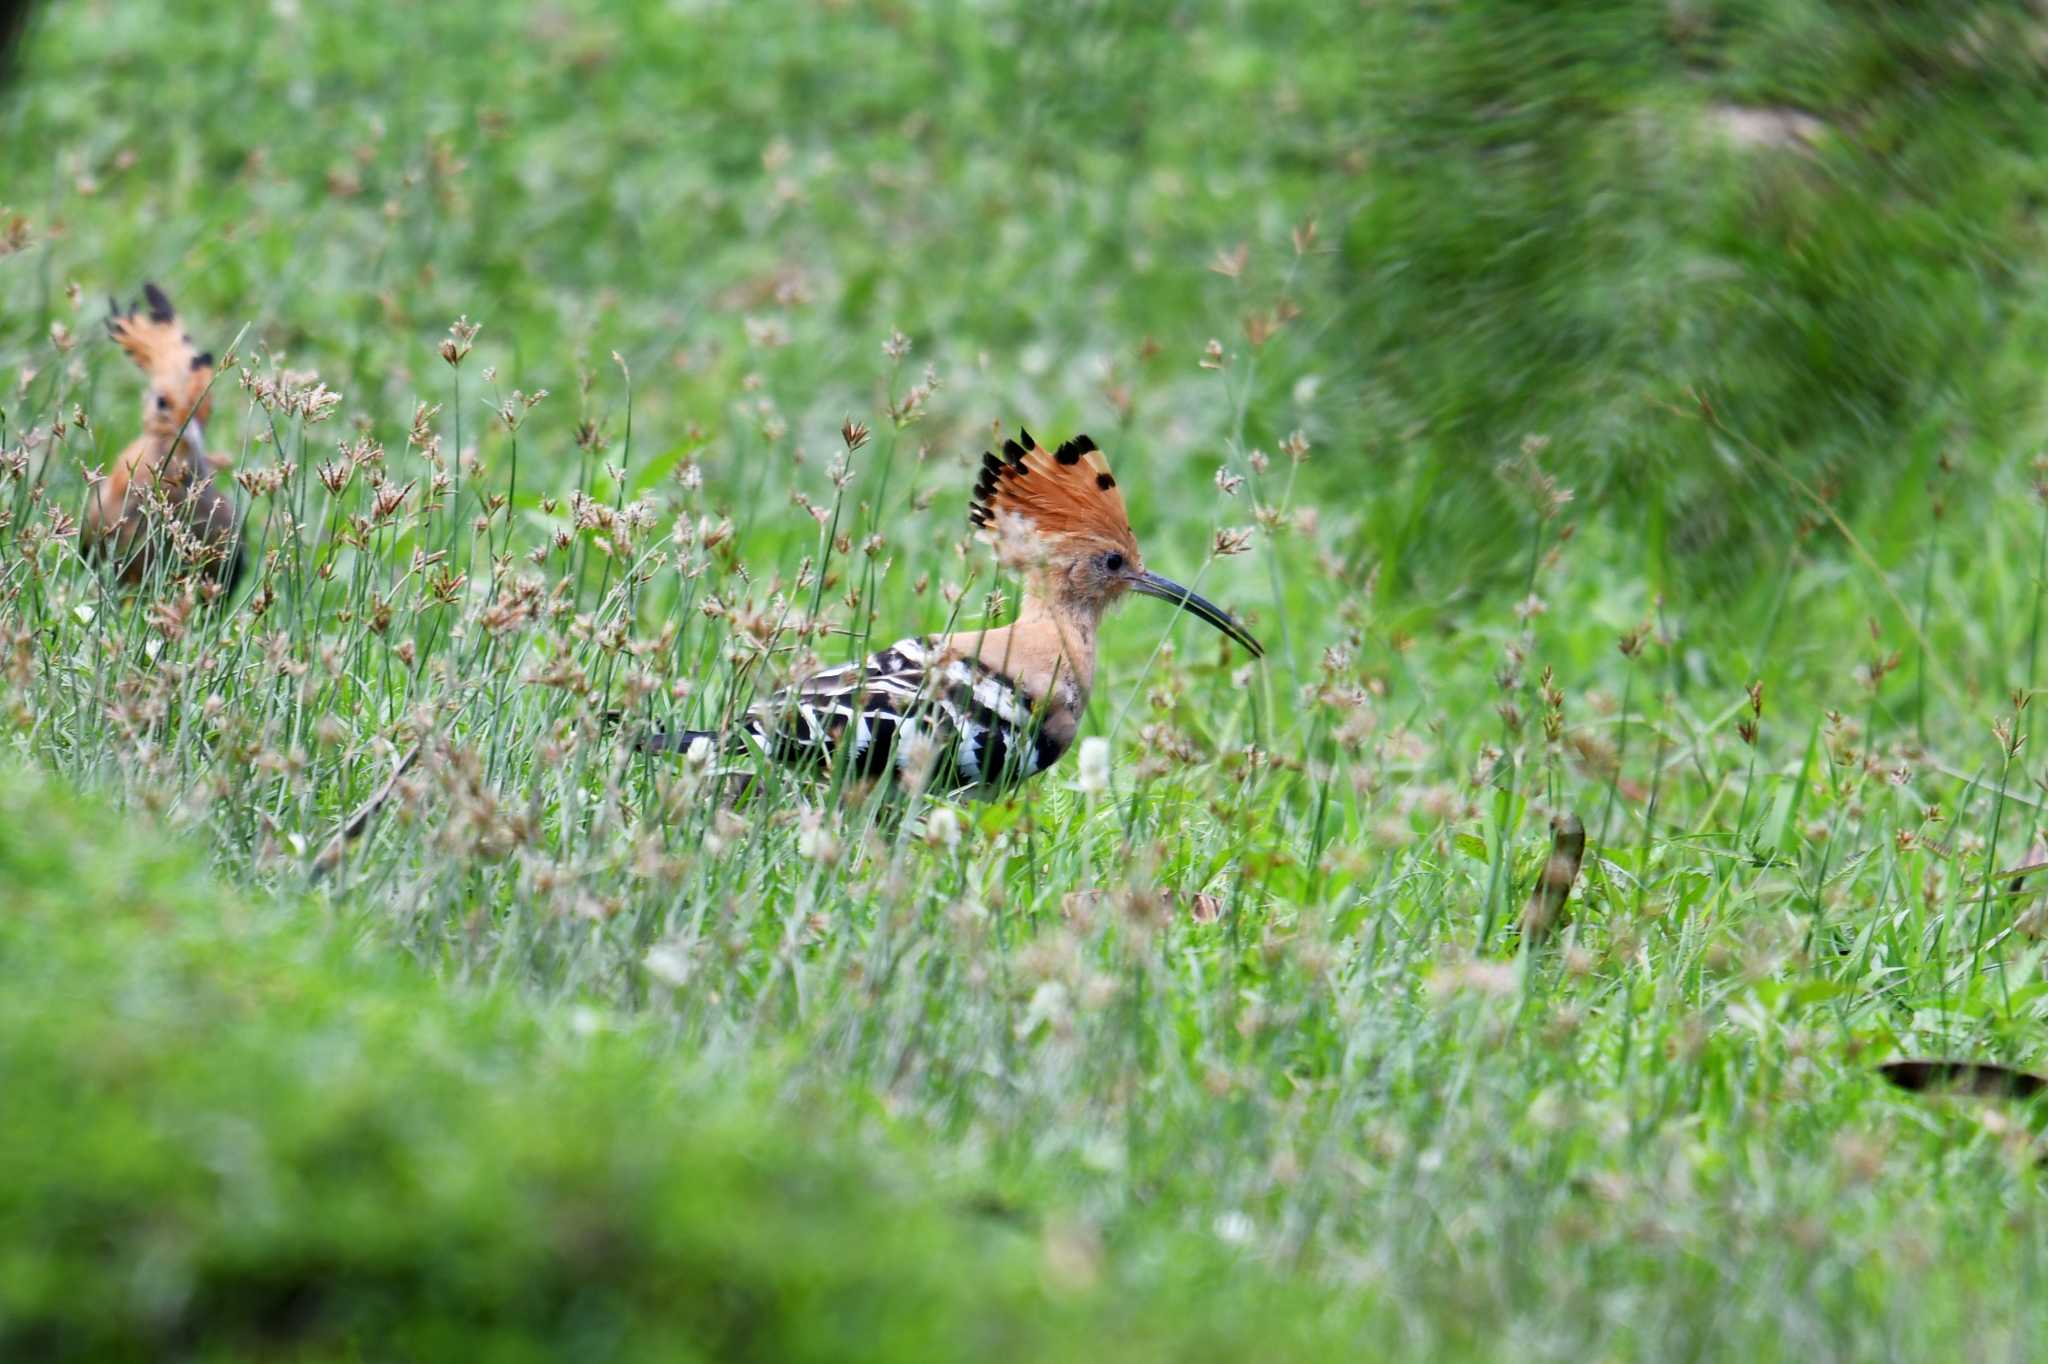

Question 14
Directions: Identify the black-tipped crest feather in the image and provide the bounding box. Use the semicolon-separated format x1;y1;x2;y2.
1054;434;1096;466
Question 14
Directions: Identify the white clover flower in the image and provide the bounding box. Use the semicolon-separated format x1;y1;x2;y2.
797;808;840;865
1213;1211;1255;1245
643;940;695;989
1076;736;1111;795
924;806;962;849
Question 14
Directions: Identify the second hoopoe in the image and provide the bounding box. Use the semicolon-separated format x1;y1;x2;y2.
639;429;1262;798
85;284;244;594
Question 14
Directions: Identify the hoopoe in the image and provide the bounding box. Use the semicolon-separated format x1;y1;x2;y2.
85;284;243;593
639;428;1263;798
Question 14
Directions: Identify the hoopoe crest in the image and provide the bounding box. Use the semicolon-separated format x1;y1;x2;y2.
86;284;243;592
640;428;1262;798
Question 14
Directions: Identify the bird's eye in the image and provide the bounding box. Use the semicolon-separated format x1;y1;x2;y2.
1103;552;1125;573
156;395;171;411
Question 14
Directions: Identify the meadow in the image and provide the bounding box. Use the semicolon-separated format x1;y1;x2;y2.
10;1;2048;1358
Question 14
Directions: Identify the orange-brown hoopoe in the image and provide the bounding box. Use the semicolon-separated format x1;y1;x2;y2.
639;429;1262;797
85;284;243;593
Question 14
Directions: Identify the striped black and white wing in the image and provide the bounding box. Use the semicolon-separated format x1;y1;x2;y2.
923;654;1066;794
737;638;1065;795
739;637;937;781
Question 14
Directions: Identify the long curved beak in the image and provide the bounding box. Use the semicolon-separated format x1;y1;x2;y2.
1130;571;1264;658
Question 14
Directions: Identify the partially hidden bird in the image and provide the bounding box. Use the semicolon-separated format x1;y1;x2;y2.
1879;1059;2048;1100
638;428;1263;797
85;284;244;594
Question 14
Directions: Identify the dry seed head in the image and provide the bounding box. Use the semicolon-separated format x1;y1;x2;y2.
297;382;342;423
887;364;942;426
441;315;480;367
1213;526;1254;557
1427;957;1519;1004
897;729;939;792
234;461;295;497
796;807;841;865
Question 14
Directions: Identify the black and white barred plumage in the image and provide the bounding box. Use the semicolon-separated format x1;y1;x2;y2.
632;426;1263;798
637;637;1068;797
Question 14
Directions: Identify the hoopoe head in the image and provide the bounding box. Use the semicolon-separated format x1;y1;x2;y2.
107;284;217;450
970;428;1262;656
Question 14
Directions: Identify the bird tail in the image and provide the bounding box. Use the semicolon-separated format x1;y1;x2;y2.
1879;1059;2048;1099
217;537;248;599
634;726;722;757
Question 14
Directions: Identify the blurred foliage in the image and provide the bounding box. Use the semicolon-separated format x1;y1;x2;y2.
1341;1;2048;595
6;2;2047;600
0;765;1384;1362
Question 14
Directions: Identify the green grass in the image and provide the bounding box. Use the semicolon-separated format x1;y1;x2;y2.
10;0;2048;1358
0;764;1401;1361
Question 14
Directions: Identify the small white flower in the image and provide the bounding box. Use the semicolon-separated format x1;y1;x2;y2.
923;806;962;849
898;727;938;793
643;940;694;989
797;808;840;865
1077;737;1111;795
1213;1211;1255;1245
1017;981;1071;1039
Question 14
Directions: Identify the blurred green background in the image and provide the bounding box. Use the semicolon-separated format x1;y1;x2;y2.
11;1;2048;600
